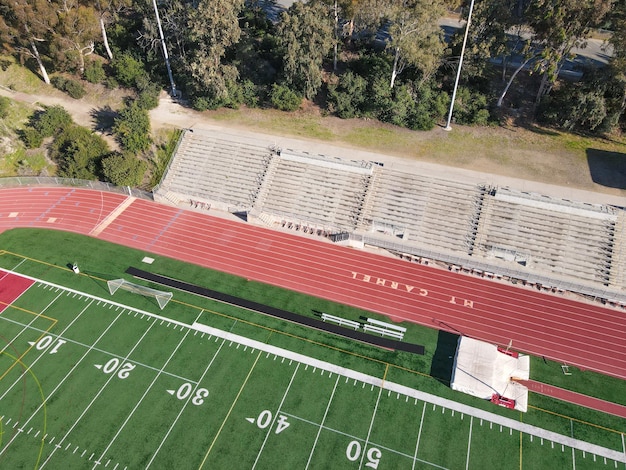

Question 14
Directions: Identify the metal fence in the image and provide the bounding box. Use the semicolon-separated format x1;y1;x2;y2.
0;177;153;200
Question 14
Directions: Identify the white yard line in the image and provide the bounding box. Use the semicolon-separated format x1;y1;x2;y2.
0;308;126;458
359;384;384;469
39;318;157;468
0;299;94;401
252;363;300;470
283;411;447;468
305;375;340;470
412;402;427;470
198;351;263;470
465;416;473;470
93;328;192;468
191;321;626;464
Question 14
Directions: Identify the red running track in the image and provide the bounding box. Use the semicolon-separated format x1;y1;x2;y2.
519;380;626;419
1;187;625;381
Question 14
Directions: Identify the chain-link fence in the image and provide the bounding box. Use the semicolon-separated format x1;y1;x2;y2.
0;177;153;200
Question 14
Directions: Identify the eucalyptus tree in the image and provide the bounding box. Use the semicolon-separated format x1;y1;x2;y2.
184;0;245;103
608;0;626;123
276;1;334;99
54;1;100;74
0;0;58;84
386;0;445;89
527;0;613;104
94;0;132;60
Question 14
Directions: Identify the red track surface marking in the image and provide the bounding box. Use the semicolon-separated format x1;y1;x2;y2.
2;188;626;382
0;269;35;314
519;380;626;419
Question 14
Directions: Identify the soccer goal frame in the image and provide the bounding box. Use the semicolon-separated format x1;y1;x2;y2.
107;278;173;310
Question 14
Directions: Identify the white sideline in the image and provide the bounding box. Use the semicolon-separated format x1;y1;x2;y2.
191;321;626;464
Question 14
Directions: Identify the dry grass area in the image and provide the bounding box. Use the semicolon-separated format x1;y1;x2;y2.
205;106;626;196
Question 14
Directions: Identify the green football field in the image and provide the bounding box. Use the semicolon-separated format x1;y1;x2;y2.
1;229;625;469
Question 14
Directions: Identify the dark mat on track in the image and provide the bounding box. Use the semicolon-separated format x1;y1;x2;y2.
126;266;425;355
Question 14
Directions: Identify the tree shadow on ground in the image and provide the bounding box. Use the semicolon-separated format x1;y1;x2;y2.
90;106;117;134
587;148;626;191
429;330;460;387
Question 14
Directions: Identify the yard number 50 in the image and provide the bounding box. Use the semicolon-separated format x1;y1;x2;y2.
346;441;382;469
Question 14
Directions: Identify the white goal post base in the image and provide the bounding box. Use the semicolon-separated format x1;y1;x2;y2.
107;278;173;310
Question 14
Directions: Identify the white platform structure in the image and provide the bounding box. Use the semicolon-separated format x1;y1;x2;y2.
450;336;530;412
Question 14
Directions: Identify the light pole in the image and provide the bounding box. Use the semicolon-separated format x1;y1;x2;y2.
444;0;476;131
152;0;177;98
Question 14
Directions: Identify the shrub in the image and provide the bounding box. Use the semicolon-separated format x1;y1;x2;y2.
113;102;152;153
240;79;259;108
51;76;86;99
112;53;147;88
21;128;44;149
327;71;367;119
135;79;161;111
33;105;74;137
269;84;301;111
50;125;110;179
84;60;106;84
104;76;119;90
192;96;222;111
101;152;147;187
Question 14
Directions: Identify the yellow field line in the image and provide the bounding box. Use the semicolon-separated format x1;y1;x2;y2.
197;351;262;470
0;351;47;470
0;303;57;382
527;405;625;434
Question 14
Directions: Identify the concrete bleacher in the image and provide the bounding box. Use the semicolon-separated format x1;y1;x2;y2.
473;187;617;285
360;169;487;253
253;150;372;232
156;129;272;211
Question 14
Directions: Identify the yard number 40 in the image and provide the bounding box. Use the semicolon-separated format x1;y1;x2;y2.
346;441;382;469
